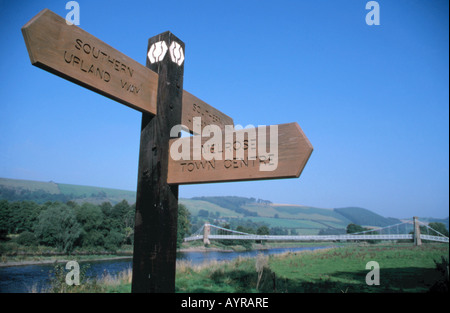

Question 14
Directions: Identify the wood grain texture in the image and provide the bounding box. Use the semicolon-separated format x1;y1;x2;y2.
167;122;313;184
131;32;184;293
22;9;233;133
22;9;158;115
181;90;234;133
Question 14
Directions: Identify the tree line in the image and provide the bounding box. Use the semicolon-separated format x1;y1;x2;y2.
0;199;191;253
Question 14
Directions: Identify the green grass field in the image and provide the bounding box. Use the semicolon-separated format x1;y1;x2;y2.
174;243;448;293
37;243;448;293
243;203;351;225
180;199;243;218
244;216;324;234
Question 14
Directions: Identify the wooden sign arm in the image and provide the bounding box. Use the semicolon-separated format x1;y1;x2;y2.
21;8;233;133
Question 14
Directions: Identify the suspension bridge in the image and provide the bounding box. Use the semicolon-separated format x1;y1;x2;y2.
184;217;449;244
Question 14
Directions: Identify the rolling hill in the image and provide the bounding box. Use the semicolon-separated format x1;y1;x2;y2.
1;177;447;234
0;177;136;205
180;197;402;234
334;207;401;227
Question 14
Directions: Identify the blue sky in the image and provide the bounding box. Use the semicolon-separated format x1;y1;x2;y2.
0;0;448;218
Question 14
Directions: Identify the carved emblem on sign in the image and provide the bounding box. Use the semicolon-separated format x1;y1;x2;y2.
148;40;184;66
169;41;184;66
148;41;168;64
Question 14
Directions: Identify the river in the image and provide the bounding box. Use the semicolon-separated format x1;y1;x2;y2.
0;245;333;293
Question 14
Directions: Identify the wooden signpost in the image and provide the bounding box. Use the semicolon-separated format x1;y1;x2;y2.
22;9;313;293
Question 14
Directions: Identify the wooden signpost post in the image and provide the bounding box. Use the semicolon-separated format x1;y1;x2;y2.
131;31;184;293
22;9;313;293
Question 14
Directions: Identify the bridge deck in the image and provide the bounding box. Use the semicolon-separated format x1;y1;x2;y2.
185;234;449;243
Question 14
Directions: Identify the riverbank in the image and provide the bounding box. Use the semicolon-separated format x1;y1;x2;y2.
1;244;334;292
0;255;133;268
2;243;447;292
1;241;338;267
85;242;449;293
0;242;135;267
178;240;341;253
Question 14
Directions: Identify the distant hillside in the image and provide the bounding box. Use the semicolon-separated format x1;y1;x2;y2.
334;207;401;227
181;197;419;234
2;177;446;235
418;217;449;230
191;196;262;217
0;177;60;194
0;177;136;205
182;196;352;235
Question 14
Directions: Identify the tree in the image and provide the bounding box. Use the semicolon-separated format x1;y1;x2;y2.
100;201;113;216
111;200;131;220
256;225;270;245
427;222;449;237
104;230;125;251
34;203;81;253
177;203;191;248
346;223;367;234
16;231;38;246
111;200;134;233
66;201;79;209
76;203;103;231
75;203;105;248
0;200;12;235
237;225;255;234
9;201;41;233
257;226;270;236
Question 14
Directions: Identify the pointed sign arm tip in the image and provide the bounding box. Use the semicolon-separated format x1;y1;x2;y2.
291;122;313;178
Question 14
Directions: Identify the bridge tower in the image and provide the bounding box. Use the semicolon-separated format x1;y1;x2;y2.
203;223;211;245
413;216;422;246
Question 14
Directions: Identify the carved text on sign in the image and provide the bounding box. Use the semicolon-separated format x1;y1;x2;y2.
22;9;158;114
168;122;313;184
